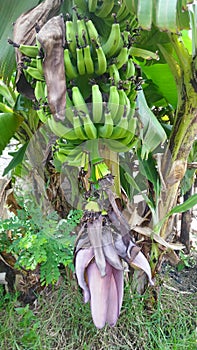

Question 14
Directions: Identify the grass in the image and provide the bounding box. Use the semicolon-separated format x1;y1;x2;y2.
0;274;196;350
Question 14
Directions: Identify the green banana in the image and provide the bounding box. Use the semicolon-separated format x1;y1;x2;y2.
108;64;120;85
66;151;84;167
81;113;97;139
77;18;89;47
56;149;82;165
19;44;39;58
110;114;128;139
64;48;78;80
120;57;135;80
104;138;134;153
92;84;103;124
122;30;132;48
72;86;89;115
36;57;44;75
113;88;127;124
37;108;47;123
73;0;88;13
73;114;87;140
76;46;86;75
107;85;120;121
115;46;128;69
65;91;75;125
57;145;78;156
122;79;132;96
27;58;37;68
95;0;114;18
94;43;107;75
85;19;100;44
125;58;135;79
25;66;44;81
94;162;110;180
116;1;130;22
57;144;79;156
35;80;45;102
127;88;137;106
102;23;121;57
98;108;114;138
83;45;94;74
48;116;78;140
119;117;137;145
56;151;69;163
88;0;98;12
65;20;77;57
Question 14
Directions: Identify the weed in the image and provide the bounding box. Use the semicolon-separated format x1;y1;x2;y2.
0;199;83;285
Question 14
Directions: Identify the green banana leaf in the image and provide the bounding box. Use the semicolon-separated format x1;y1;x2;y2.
136;89;167;159
3;142;28;176
124;171;154;209
0;0;40;81
124;0;191;32
181;141;197;195
141;63;178;108
0;112;24;156
137;152;161;201
168;193;197;216
154;193;197;234
0;81;16;106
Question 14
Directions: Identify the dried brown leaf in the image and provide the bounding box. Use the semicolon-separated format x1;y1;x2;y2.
13;0;63;99
37;14;66;121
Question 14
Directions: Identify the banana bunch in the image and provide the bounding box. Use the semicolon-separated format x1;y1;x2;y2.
17;1;140;184
55;138;110;183
47;82;137;150
54;140;89;169
87;0;131;26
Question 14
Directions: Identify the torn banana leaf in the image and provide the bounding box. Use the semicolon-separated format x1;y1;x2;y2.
37;15;66;122
134;226;185;250
13;0;63;99
136;89;167;159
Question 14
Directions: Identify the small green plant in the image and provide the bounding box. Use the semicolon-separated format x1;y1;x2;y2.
15;304;40;347
0;199;83;285
177;250;196;272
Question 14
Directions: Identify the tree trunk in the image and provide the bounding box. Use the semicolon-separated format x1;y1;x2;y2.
180;187;192;253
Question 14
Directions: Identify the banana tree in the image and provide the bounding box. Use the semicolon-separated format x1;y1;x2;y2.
1;0;197;329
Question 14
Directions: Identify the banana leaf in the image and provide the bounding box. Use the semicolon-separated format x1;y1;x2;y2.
168;193;197;216
3;142;28;176
141;64;178;108
0;112;24;156
136;89;167;159
155;193;197;234
0;0;40;81
124;0;191;32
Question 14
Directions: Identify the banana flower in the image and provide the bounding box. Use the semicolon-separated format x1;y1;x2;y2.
75;215;154;329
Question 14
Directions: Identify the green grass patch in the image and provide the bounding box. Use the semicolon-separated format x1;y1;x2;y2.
0;276;196;350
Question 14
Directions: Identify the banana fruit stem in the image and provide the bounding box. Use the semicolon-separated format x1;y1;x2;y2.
100;142;121;198
86;139;102;164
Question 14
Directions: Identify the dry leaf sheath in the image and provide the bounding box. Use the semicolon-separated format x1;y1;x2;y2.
37;15;66;122
13;0;63;99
